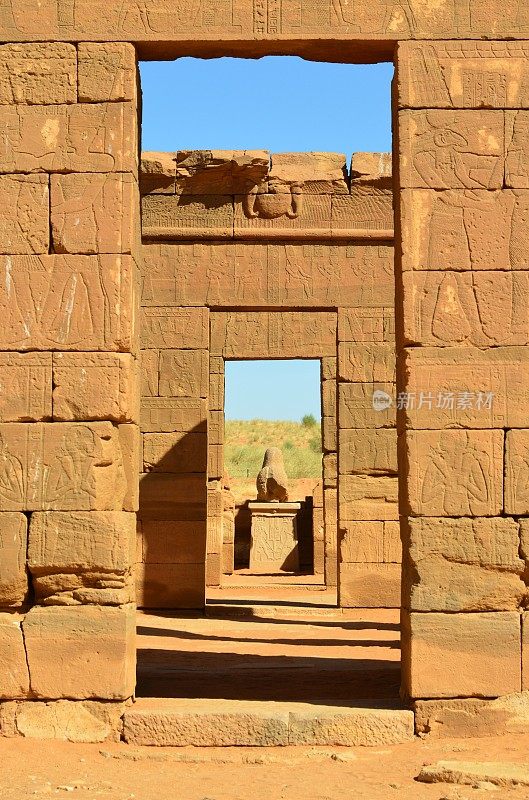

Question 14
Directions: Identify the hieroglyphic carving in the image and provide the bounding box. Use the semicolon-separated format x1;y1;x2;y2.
0;43;76;103
0;175;49;254
210;311;337;357
140;307;208;349
0;353;52;422
140;397;207;433
158;349;208;398
142;194;233;239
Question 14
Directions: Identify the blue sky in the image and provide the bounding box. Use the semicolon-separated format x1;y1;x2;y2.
140;57;393;421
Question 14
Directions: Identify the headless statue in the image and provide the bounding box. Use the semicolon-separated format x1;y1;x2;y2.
256;447;289;502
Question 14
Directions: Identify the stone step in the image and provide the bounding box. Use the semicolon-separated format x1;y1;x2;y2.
123;698;414;747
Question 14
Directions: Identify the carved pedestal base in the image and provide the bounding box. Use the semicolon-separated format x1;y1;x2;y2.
248;502;301;573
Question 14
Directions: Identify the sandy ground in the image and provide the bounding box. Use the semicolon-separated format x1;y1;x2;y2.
2;734;529;800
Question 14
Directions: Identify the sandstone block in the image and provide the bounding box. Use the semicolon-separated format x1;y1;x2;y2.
350;152;392;187
338;307;394;343
339;383;396;429
338;343;395;383
0;514;27;607
209;356;224;411
234;192;331;237
405;517;525;612
141;307;208;350
339;521;384;563
0;352;52;422
321;357;336;380
51;172;137;255
118;424;140;513
339;475;398;521
269;152;348;194
505;431;529;515
339;429;397;475
140;152;176;195
323;452;337;487
384;521;402;563
403;270;529;347
141;520;206;564
28;511;135;605
506;112;529;188
417;760;529;788
522;613;529;690
339;564;401;608
5;699;124;743
208;445;223;480
139;473;206;521
0;422;126;511
140;350;158;397
0;174;48;254
140;397;207;434
78;43;136;102
52;352;138;423
158;349;208;398
322;413;336;453
332;191;393;234
0;43;76;104
210;311;336;358
142;432;207;473
0;614;29;698
174;150;269;195
23;605;135;700
414;693;529;739
404;346;529;429
0;255;135;352
404;430;503;517
321;379;336;419
142;194;233;239
288;705;413;746
402;611;521;699
135;562;204;609
399;110;504;189
0;103;137;174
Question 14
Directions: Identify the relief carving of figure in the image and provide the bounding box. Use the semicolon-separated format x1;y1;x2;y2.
44;428;97;506
421;436;490;516
0;432;24;505
243;183;303;220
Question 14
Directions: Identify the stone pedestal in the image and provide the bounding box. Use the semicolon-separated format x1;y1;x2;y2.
248;502;301;573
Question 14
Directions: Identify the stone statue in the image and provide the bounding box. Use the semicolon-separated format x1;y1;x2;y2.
256;447;289;502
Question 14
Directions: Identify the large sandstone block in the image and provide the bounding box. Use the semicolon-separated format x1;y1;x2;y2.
339;429;397;475
505;430;529;514
340;520;400;563
0;422;126;511
338;307;394;343
0;255;135;352
0;174;48;254
405;517;525;612
139;473;206;521
0;353;52;422
142;194;233;239
140;152;176;195
0;43;76;104
404;346;529;429
398;41;529;109
0;103;137;174
399;110;504;189
350;152;392;188
1;699;125;743
0;514;27;607
209;356;224;411
141;520;206;564
28;511;136;605
403;271;529;347
78;43;137;102
402;611;521;699
268;152;348;194
339;475;398;521
141;307;208;350
338;343;395;383
140;397;207;434
142;432;207;473
158;349;208;398
52;353;138;423
135;562;204;609
0;614;29;698
414;694;529;739
211;311;337;358
400;188;529;271
174;149;269;195
51;173;138;254
340;563;400;608
403;430;503;517
339;383;396;429
23;605;135;700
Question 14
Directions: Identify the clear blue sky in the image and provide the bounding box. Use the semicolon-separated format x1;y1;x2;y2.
140;57;393;421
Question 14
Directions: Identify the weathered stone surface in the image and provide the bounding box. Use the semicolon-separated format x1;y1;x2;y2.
338;343;395;383
403;271;529;347
256;448;289;502
323;452;337;487
140;350;158;397
118;424;140;514
139;473;206;521
404;346;529;429
405;517;526;612
0;174;48;253
52;353;138;423
402;611;521;699
414;693;529;739
142;243;394;308
0;43;76;104
340;563;400;608
339;475;398;521
384;521;401;563
141;520;206;564
143;432;207;473
2;699;124;742
350;152;392;187
506;111;529;187
140;397;207;434
332;191;393;233
339;383;396;429
269;152;348;194
158;349;208;398
0;255;135;352
234;192;330;237
174;150;269;195
288;704;413;745
28;511;136;605
340;520;400;563
23;605;135;700
0;514;27;607
417;760;529;788
0;614;29;698
338;306;394;343
141;307;208;350
403;430;503;517
211;311;336;358
135;562;204;609
78;43;137;102
339;429;397;475
249;503;300;573
51;173;137;254
0;103;137;173
0;353;52;422
505;431;529;515
0;422;126;511
399;110;504;189
140;152;176;195
142;194;233;238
